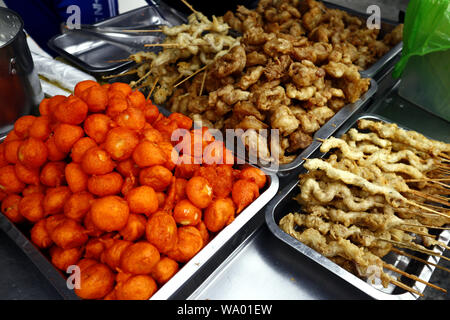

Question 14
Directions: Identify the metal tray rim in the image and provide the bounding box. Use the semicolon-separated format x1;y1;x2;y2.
265;112;449;300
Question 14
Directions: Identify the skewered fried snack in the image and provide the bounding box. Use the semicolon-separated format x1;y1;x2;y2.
280;120;450;294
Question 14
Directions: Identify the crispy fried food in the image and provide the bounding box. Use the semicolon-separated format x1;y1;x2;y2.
90;196;130;232
43;186;72;215
146;212;178;254
64;191;94;221
81;147;115;175
65;162;88;192
132;140;167;167
54;95;88;125
100;239;132;270
75;262;115;300
53;123;84;154
204;197;235;232
50;218;88;249
29;116;51;141
232;179;260;213
15;162;40;185
17;137;48;168
30;219;53;248
125;186;158;216
87;172;123;196
104;127;139;161
119;213;147;242
119;241;160;274
14;115;36;139
40;161;66;187
185;176;213;209
50;246;83;271
151;257;179;285
18;192;45;222
70;137;97;163
83;114;112;144
167;226;203;263
139;165;173;192
114;274;157;300
173;199;202;226
1;194;24;223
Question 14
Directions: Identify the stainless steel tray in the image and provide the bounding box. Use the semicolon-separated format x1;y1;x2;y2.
48;3;186;75
0;166;278;300
265;113;450;300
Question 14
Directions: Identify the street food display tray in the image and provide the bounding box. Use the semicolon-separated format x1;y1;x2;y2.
265;113;450;300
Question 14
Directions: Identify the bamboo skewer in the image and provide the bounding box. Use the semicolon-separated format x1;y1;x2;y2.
383;263;447;293
407;189;450;208
173;65;208;88
389;278;424;296
406;178;450;182
395;227;436;239
391;248;450;274
107;58;132;63
147;76;159;100
199;69;207;96
131;69;152;89
180;0;198;14
402;223;450;230
102;69;138;79
378;238;450;262
144;43;183;48
438;152;450;160
404;199;450;219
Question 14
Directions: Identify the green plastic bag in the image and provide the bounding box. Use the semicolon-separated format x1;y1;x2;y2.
393;0;450;78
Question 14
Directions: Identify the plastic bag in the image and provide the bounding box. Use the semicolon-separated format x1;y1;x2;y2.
393;0;450;78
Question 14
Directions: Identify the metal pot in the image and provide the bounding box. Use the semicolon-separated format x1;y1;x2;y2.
0;7;43;137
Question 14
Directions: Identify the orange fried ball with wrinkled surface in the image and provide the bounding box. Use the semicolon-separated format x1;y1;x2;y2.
14;115;36;138
30;219;53;249
80;84;109;113
115;107;146;131
29;116;51;141
125;186;158;216
167;226;203;263
40;161;66;187
65;162;88;193
232;179;260;214
185;176;213;209
4;139;22;164
75;262;115;300
119;213;147;242
50;218;88;249
45;135;67;161
127;90;146;109
18;192;45;222
100;239;132;270
204;197;235;233
17;137;48;168
151;257;179;285
239;166;267;189
15;162;40;185
50;246;83;271
119;241;160;274
139;165;172;192
173;199;202;226
104;127;139;161
53;123;84;153
83;114;112;144
64;191;94;221
132;140;167;168
145;212;177;254
21;184;46;197
81;147;115;175
84;238;107;260
43;186;72;215
90;196;130;232
45;214;66;236
115;274;157;300
83;210;104;238
54;95;88;125
0;165;25;194
116;158;139;177
74;80;99;98
1;194;24;223
70;137;97;163
195;221;210;245
109;82;132;97
87;172;123;197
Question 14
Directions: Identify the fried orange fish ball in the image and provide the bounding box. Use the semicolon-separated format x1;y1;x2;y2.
174;155;200;180
100;239;132;270
40;161;66;187
1;194;24;223
75;262;115;300
151;257;179;285
119;213;147;242
64;191;94;221
29;116;51;141
45;214;66;236
115;107;146;131
83;114;112;144
70;137;97;163
195;221;210;246
116;158;139;177
194;165;234;198
132;140;167;168
155;192;165;209
22;184;46;196
203;197;235;232
46;95;66;120
65;162;88;193
90;196;130;232
38;98;50;116
125;186;158;216
54;95;88;125
167;226;203;263
4;139;22;164
173;199;202;226
159;141;178;171
87;172;123;196
74;80;99;98
0;144;7;167
0;165;25;194
30;219;53;249
50;218;88;249
153;117;179;142
17;137;48;168
127;90;146;109
119;241;160;274
84;238;107;260
139;165;172;192
145;212;178;254
143;102;160;125
232;179;260;214
80;85;109;113
53;123;84;153
106;94;129;119
185;176;213;209
14;115;36;139
81;147;115;175
174;178;187;202
45;135;67;161
83;210;104;238
115;274;157;300
104;127;139;161
168;113;193;130
50;246;83;271
14;162;40;185
43;186;72;215
142;127;164;144
239;166;267;189
4;129;21;143
109;82;132;97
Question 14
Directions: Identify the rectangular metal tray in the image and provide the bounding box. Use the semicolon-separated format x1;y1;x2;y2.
265;113;450;300
48;3;187;75
0;164;278;300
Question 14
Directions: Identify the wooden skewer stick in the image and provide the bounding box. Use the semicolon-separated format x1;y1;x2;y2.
389;278;424;297
404;199;450;219
383;263;447;293
117;29;162;33
199;68;207;96
147;76;159;100
144;43;182;48
406;178;450;182
180;0;198;14
102;69;138;79
391;248;450;274
394;227;436;239
378;238;450;262
402;222;450;230
438;152;450;160
407;189;450;208
131;68;152;88
173;65;208;88
107;58;132;63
